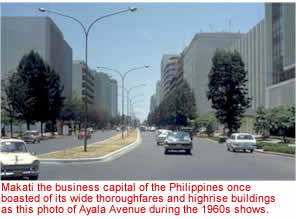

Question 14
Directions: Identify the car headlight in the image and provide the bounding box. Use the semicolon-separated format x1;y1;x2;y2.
32;160;40;171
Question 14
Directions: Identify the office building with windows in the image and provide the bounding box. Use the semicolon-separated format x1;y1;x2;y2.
265;3;295;108
1;16;73;99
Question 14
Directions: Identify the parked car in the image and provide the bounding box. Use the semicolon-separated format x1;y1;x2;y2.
21;133;40;144
156;129;171;145
87;128;94;134
77;131;91;140
0;139;40;180
22;130;41;143
226;133;256;153
164;131;193;154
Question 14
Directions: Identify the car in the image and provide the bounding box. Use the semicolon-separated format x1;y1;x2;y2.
164;131;193;154
226;133;256;153
21;133;40;144
78;131;91;140
87;128;94;134
156;129;171;145
22;130;41;143
0;139;40;180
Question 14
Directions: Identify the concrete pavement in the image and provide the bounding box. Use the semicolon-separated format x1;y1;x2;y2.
38;132;295;180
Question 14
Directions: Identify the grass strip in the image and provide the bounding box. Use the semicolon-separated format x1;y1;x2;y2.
256;142;295;154
38;130;137;159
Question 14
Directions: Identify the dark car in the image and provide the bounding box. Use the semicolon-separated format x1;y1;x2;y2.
164;131;193;154
21;133;41;144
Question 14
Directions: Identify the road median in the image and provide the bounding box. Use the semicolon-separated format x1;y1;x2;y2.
38;129;139;162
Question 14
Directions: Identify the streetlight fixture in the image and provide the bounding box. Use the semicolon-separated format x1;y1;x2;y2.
39;7;136;152
97;65;149;139
125;84;146;132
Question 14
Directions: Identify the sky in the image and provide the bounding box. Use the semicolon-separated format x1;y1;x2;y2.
2;2;264;122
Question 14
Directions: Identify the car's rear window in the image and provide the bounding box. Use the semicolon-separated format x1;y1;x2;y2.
1;142;27;153
237;135;254;140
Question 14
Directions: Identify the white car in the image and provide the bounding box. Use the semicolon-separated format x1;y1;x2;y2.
0;139;40;180
156;129;171;145
226;133;256;153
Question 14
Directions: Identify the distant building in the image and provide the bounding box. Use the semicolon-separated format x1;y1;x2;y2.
183;32;244;114
265;3;295;108
150;95;156;113
94;72;118;116
72;61;95;105
1;16;73;99
110;79;118;117
155;81;161;107
160;54;179;101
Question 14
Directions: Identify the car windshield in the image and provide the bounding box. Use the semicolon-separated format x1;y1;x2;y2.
25;131;38;136
237;135;254;140
168;132;190;141
0;142;27;153
175;132;191;141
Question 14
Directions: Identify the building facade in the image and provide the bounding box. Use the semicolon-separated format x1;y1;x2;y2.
72;61;95;105
160;54;179;102
1;16;73;99
183;32;244;114
94;71;118;116
230;19;267;110
265;3;295;108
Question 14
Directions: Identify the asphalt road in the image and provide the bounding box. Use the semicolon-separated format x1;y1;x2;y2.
27;130;118;155
39;132;295;180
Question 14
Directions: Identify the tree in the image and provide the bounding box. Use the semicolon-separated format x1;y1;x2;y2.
1;72;25;137
15;50;46;129
15;50;65;135
46;64;65;135
207;49;251;136
254;106;270;138
267;105;295;143
195;112;218;136
147;81;196;129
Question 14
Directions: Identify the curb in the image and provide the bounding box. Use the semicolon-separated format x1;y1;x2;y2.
39;129;141;163
254;149;295;158
203;138;295;158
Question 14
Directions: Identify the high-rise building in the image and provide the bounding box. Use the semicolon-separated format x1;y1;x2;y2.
110;79;118;117
150;95;156;113
183;32;244;114
230;19;267;110
72;61;95;104
93;72;118;116
160;54;179;102
265;3;295;108
1;16;73;99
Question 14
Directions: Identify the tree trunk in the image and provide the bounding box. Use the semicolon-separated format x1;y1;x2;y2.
26;121;30;130
10;117;13;138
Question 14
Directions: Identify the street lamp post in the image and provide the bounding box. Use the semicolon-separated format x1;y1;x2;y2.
39;7;137;151
97;66;149;139
125;84;146;132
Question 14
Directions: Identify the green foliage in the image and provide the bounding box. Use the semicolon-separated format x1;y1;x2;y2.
207;49;251;136
256;142;295;154
266;105;295;143
195;112;218;136
148;81;196;128
13;50;64;131
254;106;270;137
1;72;26;137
